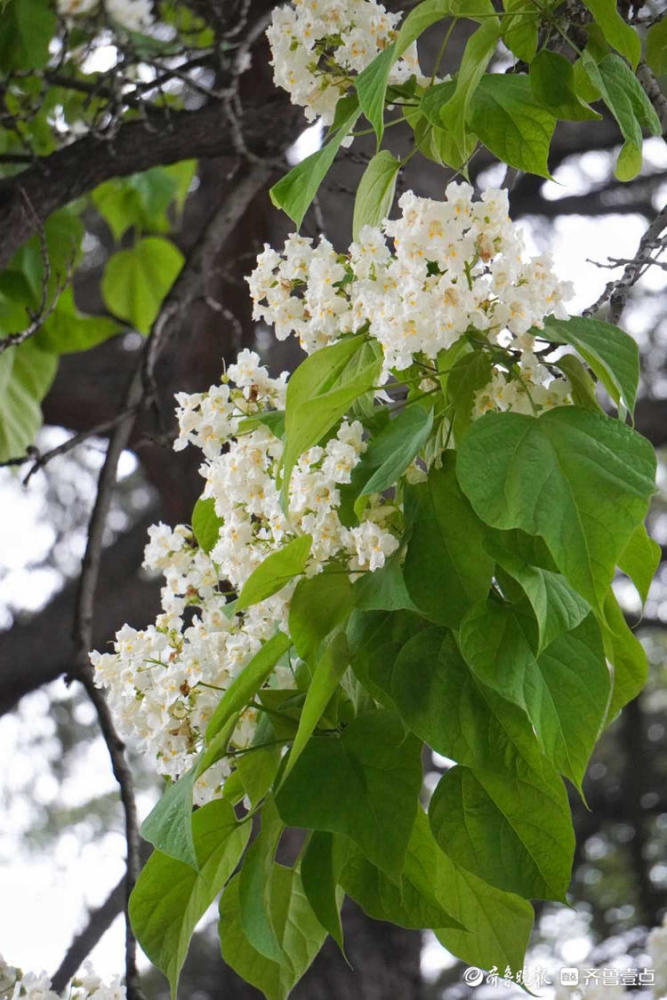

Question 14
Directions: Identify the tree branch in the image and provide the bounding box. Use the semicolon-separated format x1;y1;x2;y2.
584;202;667;319
0;95;301;271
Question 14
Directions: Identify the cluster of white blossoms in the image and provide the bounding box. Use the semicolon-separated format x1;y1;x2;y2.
0;958;124;1000
57;0;154;31
93;351;399;801
247;183;574;412
267;0;424;124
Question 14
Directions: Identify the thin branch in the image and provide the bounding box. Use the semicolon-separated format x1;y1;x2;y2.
584;202;667;320
51;876;125;993
0;405;144;483
0;192;71;355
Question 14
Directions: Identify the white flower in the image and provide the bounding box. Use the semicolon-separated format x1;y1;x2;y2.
106;0;153;32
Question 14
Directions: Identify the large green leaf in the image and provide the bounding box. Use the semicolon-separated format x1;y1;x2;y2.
276;710;422;874
219;865;327;1000
236;535;312;611
141;767;199;870
439;20;500;158
206;632;292;742
459;605;609;787
542;315;639;415
36;288;121;354
301;832;346;951
646;18;667;75
239;803;287;965
340;843;464;931
468;74;556;177
0;0;56;71
355;45;398;145
93;162;196;240
602;589;648;722
446;349;494;442
352;403;433;502
581;0;640;67
501;0;539;62
352;150;401;238
101;236;183;334
130;800;250;998
270;99;360;227
280;630;350;784
485;531;590;653
404;455;493;627
282;334;382;499
0;339;57;462
411;812;533;973
618;523;660;605
429;764;574;900
288;569;354;663
456;407;656;611
351;553;418;613
530;50;602;121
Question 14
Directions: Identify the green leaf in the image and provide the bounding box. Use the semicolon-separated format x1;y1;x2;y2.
101;237;184;335
35;288;121;354
239;804;287;965
446;349;494;441
646;18;667;75
340;843;464;931
615;140;643;182
205;632;292;742
469;74;556;177
270;99;361;227
92;166;187;241
485;531;590;653
581;0;640;67
0;0;56;71
556;354;602;412
0;339;57;462
456;407;656;611
404;455;493;627
429;765;574;901
352;150;400;239
602;588;648;721
355;45;397;145
277;709;423;875
191;497;223;554
301;832;346;951
353;403;433;501
439;20;501;159
501;0;539;62
618;523;660;604
236;535;312;611
280;630;350;784
282;334;382;498
351;553;419;612
542;315;639;415
582;52;661;178
141;767;199;870
219;865;327;1000
459;605;610;787
530;50;602;121
413;812;533;973
288;569;354;663
130;800;250;999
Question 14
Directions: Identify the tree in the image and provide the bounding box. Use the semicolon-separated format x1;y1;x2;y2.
0;0;665;998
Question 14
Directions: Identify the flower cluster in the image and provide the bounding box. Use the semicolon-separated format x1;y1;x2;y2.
93;351;399;801
267;0;423;124
0;958;124;1000
247;183;573;412
57;0;154;31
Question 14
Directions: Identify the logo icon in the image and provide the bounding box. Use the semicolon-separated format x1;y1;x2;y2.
463;967;485;987
560;968;580;986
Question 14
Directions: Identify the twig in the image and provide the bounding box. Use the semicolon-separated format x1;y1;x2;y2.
584;203;667;321
0;191;70;355
0;405;144;484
